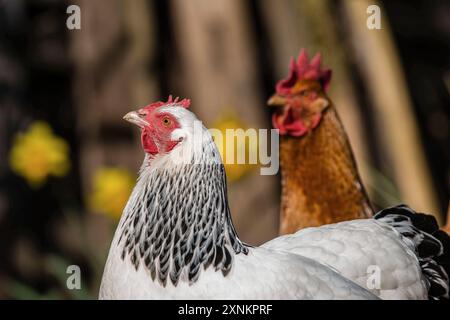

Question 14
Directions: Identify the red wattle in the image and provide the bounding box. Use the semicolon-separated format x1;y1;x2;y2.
141;130;159;155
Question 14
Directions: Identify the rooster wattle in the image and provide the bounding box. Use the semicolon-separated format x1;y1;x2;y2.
99;97;449;300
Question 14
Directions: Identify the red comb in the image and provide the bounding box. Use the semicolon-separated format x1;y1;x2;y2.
276;49;332;95
142;95;191;111
166;95;191;108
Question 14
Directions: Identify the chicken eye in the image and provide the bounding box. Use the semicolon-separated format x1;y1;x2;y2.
162;117;171;126
300;90;310;97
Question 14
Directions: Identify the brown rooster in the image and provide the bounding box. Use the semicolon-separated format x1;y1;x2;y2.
268;49;374;234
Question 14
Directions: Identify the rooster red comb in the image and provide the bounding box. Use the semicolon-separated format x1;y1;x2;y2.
276;49;332;95
142;95;191;111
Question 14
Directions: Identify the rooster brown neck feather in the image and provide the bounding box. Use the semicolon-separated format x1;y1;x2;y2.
279;106;373;234
116;152;248;287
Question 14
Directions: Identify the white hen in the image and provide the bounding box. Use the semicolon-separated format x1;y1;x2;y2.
99;98;449;300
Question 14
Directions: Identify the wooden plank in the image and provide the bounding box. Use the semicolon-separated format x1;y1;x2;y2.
70;0;157;200
342;0;441;221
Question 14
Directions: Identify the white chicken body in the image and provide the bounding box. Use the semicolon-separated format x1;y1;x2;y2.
100;103;448;300
263;219;428;299
100;238;377;299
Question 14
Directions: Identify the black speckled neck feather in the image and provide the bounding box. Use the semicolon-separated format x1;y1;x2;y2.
117;157;248;287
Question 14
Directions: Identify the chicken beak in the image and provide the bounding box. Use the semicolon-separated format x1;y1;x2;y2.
267;94;287;107
123;110;149;128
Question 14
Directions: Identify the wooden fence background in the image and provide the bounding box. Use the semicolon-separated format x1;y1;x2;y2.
0;0;449;298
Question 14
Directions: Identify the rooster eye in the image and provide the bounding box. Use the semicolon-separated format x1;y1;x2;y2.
162;117;171;126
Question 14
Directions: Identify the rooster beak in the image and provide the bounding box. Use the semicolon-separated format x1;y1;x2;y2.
267;94;287;107
123;110;149;128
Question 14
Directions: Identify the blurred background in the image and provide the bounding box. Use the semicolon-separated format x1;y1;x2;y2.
0;0;449;299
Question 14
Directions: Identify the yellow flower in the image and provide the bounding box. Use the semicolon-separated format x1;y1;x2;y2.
211;112;258;183
89;167;135;221
9;121;70;187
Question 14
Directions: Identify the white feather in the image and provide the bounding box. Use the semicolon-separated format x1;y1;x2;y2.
262;219;429;299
